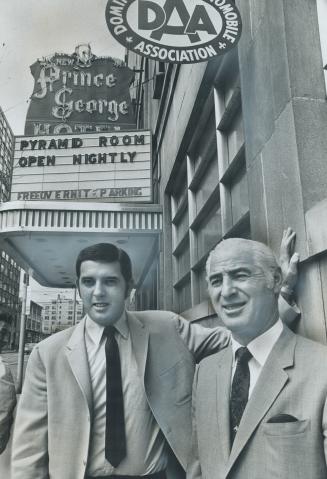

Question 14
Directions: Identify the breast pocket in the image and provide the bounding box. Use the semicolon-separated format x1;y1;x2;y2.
263;419;309;436
262;419;310;476
159;359;193;405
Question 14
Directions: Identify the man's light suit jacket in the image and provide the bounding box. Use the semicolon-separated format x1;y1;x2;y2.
188;326;327;479
11;310;230;479
0;357;16;454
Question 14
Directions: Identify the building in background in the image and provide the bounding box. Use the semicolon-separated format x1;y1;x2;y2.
0;108;20;349
25;300;43;343
127;0;327;341
42;294;83;335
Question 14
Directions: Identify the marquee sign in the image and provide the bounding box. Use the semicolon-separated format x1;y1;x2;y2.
11;131;151;203
106;0;242;64
25;45;136;136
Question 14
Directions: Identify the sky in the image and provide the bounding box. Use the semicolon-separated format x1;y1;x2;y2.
0;0;124;304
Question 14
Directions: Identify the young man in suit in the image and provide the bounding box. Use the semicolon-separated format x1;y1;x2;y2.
12;237;298;479
11;243;231;479
188;238;327;479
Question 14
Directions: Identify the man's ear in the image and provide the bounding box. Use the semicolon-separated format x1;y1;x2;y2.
273;267;283;293
76;279;80;297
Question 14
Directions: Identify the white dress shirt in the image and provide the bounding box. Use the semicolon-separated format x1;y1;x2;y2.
85;313;168;476
231;319;283;398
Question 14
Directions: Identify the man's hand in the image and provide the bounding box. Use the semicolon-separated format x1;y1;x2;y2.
279;227;299;295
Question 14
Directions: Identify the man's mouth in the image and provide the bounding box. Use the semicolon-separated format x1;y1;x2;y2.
93;303;109;309
222;302;246;314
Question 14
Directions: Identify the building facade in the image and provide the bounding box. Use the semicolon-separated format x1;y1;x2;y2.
42;294;83;335
128;0;327;340
0;108;20;349
25;300;43;343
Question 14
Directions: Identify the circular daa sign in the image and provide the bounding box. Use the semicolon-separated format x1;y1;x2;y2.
106;0;242;64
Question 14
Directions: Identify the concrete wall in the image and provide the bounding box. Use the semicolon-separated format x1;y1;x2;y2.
238;0;327;342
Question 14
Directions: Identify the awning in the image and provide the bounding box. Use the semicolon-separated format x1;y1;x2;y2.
0;201;162;287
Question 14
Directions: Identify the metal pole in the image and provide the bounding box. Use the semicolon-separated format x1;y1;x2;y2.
16;272;29;393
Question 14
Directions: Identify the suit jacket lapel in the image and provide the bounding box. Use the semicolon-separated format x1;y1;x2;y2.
127;311;149;382
216;346;233;464
226;327;296;475
65;317;93;410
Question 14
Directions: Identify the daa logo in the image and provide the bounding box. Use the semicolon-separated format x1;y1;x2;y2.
106;0;242;64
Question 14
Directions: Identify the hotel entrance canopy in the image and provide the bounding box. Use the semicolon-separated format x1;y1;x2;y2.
0;201;162;287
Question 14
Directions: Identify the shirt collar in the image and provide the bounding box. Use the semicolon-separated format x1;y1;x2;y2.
231;319;283;367
85;311;129;346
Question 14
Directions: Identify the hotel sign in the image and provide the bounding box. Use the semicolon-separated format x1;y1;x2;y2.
11;131;151;203
25;44;136;136
106;0;242;64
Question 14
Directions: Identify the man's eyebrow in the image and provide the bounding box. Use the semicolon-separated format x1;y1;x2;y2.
208;272;222;280
229;267;252;274
80;274;119;279
209;267;251;279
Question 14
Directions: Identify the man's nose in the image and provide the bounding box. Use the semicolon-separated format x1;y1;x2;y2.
221;276;236;297
93;280;105;296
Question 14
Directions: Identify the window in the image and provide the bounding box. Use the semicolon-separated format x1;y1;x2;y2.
195;206;222;261
194;156;219;214
153;62;166;99
215;75;250;237
174;279;192;313
170;160;191;312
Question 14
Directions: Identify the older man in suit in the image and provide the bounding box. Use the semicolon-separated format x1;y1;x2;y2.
12;237;298;479
187;238;327;479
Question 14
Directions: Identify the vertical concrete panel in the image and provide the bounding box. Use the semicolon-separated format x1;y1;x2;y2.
239;18;275;162
248;0;267;37
296;260;327;345
239;0;292;163
266;0;292;119
283;0;326;99
293;99;327;213
235;0;252;60
306;199;327;258
247;156;268;244
260;103;307;257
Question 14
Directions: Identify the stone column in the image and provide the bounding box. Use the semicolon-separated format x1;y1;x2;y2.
237;0;327;342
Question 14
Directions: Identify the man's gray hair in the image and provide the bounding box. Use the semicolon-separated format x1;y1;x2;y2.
206;238;280;282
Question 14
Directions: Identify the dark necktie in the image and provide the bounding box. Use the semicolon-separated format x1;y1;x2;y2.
104;326;126;467
230;346;252;444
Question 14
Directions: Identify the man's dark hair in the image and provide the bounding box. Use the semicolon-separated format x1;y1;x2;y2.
75;243;133;287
